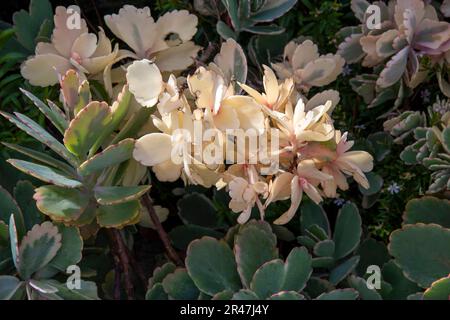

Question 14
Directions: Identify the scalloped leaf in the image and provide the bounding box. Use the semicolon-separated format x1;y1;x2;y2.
78;138;135;176
96;201;141;228
403;196;450;228
376;47;409;88
33;185;89;223
12;0;53;51
423;276;450;300
186;237;241;295
0;186;25;239
389;223;450;288
235;220;278;288
94;185;150;205
64;101;111;158
250;247;312;299
18;221;62;279
162;269;200;300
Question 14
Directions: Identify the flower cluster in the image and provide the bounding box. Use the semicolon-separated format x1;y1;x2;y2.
19;5;374;226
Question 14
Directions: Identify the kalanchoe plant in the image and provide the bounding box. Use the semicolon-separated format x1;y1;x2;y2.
0;181;98;300
1;71;152;230
338;0;450;108
386;105;450;193
216;0;298;39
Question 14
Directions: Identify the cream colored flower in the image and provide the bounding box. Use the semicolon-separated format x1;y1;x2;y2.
187;67;265;134
266;160;332;225
272;40;344;92
320;131;374;197
268;97;335;152
21;6;118;87
226;165;268;224
240;65;294;111
126;59;163;107
104;5;200;72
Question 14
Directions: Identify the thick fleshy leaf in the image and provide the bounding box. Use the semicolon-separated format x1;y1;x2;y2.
148;262;177;288
235;220;278;288
0;111;77;165
94;185;150;205
382;260;421;300
0;186;25;239
250;0;297;22
403;196;450;228
388;223;450;288
348;275;382;300
350;0;370;22
0;276;24;300
2;143;74;176
33;185;89;222
376;47;409;88
250;247;312;299
96;201;141;228
64;101;111;158
7;159;82;188
161;269;200;300
337;34;365;64
47;225;83;271
423;276;450;300
300;201;330;236
39;279;99;300
316;288;359;300
333;203;362;259
329;255;360;285
186;236;241;295
12;0;53;51
18;221;62;279
20;89;68;134
78;138;135;176
213;38;247;92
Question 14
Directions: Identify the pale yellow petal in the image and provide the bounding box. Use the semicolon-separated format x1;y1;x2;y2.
52;6;88;57
133;133;172;166
21;54;72;87
152;159;183;182
104;5;157;58
126;59;163;107
153;41;200;72
273;176;302;225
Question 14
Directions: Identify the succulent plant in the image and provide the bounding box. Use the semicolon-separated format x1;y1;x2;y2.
217;0;298;39
0;72;151;231
0;181;97;300
391;110;450;193
388;196;450;290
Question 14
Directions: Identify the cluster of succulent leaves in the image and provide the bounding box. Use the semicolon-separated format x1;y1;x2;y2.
1;0;450;301
147;198;450;300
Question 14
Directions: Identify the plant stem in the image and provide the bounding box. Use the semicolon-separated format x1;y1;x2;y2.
107;229;135;300
142;194;183;266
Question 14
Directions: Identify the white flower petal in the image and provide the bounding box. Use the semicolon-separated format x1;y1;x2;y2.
133;133;172;166
21;54;72;86
126;59;163;107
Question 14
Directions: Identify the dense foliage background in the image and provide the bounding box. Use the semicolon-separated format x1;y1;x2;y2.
1;0;449;300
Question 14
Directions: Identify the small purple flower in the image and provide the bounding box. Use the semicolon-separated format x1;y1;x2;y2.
387;182;401;194
342;64;352;76
333;198;346;207
421;89;430;103
432;96;450;115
